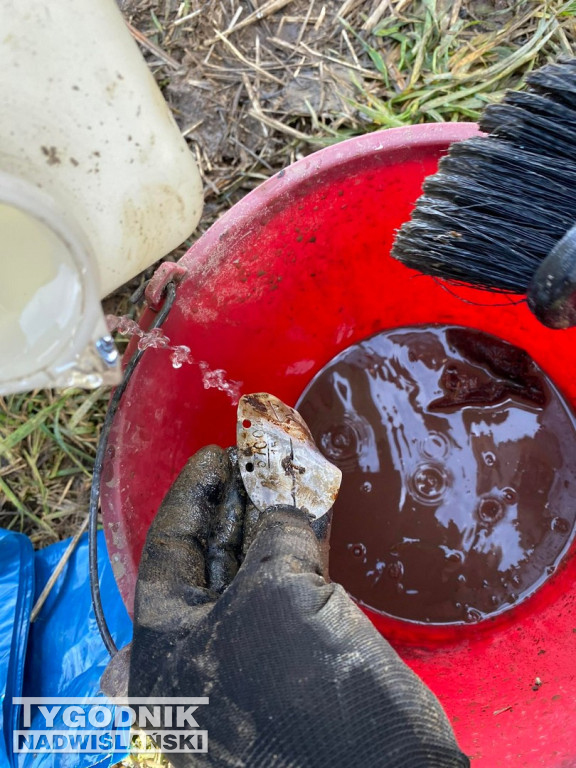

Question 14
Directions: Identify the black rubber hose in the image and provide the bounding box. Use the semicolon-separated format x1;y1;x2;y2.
89;281;177;657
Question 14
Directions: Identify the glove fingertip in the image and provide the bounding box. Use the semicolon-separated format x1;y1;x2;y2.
240;505;326;578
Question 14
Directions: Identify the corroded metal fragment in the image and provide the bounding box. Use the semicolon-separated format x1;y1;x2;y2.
237;393;341;519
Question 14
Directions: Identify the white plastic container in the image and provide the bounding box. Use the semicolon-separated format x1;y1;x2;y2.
0;0;203;394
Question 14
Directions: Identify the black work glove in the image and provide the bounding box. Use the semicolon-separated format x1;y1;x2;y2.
125;445;469;768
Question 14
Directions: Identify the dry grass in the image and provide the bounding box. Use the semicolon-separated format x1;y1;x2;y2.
0;388;106;546
1;3;575;762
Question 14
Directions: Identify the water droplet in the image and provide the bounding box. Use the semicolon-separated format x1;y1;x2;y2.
483;451;496;467
107;314;144;337
551;516;570;534
199;361;242;404
170;345;193;369
348;542;366;558
361;481;372;493
511;574;521;586
457;574;466;584
137;327;171;350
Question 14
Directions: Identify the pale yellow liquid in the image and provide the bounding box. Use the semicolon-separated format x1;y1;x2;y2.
0;204;82;381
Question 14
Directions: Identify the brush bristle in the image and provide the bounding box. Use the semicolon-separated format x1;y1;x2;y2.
392;59;576;293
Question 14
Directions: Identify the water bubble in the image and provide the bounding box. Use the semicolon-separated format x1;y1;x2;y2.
332;428;354;449
443;366;461;391
409;463;448;505
361;481;372;493
445;550;463;565
348;542;366;558
476;497;504;524
465;607;483;624
367;559;386;584
551;516;570;534
502;487;517;504
483;451;496;467
387;561;404;580
421;431;449;460
321;424;356;456
320;421;360;466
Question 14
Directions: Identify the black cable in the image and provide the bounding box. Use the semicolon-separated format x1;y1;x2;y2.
89;281;177;657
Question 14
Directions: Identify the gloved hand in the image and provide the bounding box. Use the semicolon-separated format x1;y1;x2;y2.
125;445;469;768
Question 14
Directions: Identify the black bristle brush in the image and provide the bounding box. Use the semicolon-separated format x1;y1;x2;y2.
391;58;576;329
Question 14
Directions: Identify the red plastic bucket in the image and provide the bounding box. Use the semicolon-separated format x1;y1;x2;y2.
101;123;576;766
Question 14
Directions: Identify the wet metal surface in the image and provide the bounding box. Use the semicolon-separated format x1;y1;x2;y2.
237;393;342;519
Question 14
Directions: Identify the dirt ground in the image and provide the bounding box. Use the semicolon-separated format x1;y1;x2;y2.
1;0;575;543
118;0;576;244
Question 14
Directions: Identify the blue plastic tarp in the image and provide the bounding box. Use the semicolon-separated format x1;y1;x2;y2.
0;528;133;768
0;531;34;767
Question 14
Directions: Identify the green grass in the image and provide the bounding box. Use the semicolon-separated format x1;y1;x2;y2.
338;0;576;130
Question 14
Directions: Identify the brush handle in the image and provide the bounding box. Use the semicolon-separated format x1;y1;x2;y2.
527;225;576;329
